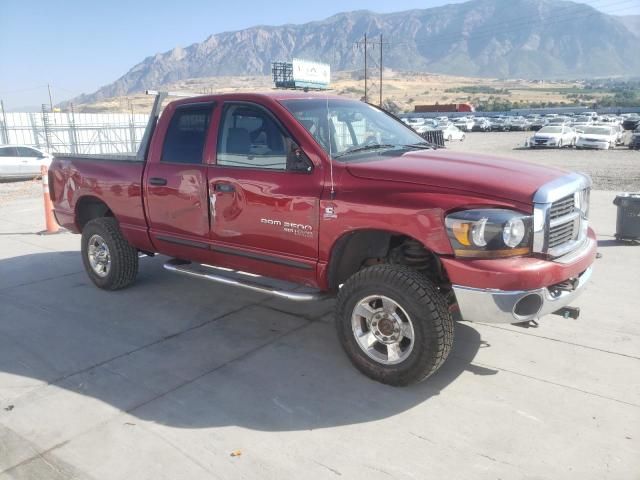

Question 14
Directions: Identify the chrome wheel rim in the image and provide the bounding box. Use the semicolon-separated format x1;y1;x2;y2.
87;234;111;278
351;295;415;365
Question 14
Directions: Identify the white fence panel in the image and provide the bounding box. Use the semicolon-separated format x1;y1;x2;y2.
0;112;149;155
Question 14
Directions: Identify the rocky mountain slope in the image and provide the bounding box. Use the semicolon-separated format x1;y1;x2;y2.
71;0;640;105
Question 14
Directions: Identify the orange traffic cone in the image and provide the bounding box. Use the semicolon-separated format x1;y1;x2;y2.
40;165;60;234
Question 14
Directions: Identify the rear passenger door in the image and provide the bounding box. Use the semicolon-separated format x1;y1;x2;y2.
16;147;43;176
144;102;216;261
207;101;323;281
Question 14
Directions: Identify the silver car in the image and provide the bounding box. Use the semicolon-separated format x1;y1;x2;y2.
0;145;52;179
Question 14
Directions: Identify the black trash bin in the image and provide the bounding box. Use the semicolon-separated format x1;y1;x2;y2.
613;193;640;241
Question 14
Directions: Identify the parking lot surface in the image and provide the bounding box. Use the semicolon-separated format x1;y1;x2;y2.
1;151;639;478
447;131;640;191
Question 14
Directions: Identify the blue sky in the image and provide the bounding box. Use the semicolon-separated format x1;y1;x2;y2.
1;0;638;108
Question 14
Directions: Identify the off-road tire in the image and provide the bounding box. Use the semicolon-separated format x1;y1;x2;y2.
81;217;138;290
335;265;454;386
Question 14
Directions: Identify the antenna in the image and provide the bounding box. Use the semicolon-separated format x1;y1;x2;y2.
326;96;335;199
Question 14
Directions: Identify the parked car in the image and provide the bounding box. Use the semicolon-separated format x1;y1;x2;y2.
442;123;466;141
509;117;531;131
572;116;593;125
530;118;547;131
529;125;576;148
49;91;597;386
453;117;474;132
547;117;571;127
622;116;640;131
575;125;618;150
628;129;640;150
609;124;625;145
402;117;425;127
0;145;52;179
490;118;511;131
472;118;491;131
413;120;439;134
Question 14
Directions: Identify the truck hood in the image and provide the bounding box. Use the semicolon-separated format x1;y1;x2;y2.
345;150;567;204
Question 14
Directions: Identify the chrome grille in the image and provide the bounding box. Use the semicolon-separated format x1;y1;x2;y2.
549;195;575;220
548;218;577;248
545;189;589;255
532;173;592;258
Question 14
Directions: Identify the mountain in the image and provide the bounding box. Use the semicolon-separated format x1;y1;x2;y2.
71;0;640;105
616;14;640;38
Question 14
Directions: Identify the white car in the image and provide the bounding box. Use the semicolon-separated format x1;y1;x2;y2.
442;124;465;141
402;117;425;127
453;118;474;132
529;126;576;148
0;145;52;179
575;125;618;150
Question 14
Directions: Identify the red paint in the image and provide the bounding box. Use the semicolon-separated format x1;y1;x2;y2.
50;92;596;294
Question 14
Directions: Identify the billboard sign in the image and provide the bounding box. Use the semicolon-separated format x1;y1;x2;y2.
292;59;330;88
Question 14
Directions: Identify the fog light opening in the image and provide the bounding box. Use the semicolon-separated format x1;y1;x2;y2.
514;294;543;319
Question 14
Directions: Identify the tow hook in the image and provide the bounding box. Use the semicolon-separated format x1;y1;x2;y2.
553;306;580;320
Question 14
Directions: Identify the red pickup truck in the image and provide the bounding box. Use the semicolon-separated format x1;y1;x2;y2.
49;92;596;386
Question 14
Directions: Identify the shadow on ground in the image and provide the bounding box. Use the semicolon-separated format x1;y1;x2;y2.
0;252;493;432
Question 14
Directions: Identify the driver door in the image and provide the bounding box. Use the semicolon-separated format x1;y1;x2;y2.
207;101;323;283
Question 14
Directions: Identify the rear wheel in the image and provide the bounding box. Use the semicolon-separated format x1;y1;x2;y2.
81;217;138;290
335;265;454;386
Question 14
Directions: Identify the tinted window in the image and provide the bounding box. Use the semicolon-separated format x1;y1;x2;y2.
161;105;212;164
0;147;18;157
17;147;40;157
217;104;288;170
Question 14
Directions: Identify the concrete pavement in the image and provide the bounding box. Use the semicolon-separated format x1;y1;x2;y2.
0;190;638;479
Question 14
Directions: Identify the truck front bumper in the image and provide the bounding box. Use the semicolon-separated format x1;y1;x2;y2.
452;266;592;324
444;228;597;324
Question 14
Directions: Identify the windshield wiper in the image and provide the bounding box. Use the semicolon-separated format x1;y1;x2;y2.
334;143;397;158
404;142;437;150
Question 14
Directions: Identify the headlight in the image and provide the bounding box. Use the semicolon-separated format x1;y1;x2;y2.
445;209;533;258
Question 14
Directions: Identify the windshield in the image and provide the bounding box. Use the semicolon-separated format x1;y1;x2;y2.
538;126;562;133
581;126;612;135
280;98;426;159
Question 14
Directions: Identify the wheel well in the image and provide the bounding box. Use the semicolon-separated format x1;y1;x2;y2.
76;196;113;231
327;230;448;290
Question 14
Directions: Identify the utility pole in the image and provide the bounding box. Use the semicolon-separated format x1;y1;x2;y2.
355;34;387;107
47;84;54;113
379;34;383;107
364;33;368;103
0;100;8;144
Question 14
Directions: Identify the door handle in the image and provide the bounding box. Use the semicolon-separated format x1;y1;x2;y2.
214;183;235;193
149;177;167;186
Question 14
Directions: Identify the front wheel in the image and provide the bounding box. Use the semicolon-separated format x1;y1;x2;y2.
335;265;454;386
81;217;139;290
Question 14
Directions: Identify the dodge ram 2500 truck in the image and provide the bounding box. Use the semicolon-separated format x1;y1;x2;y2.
49;92;596;386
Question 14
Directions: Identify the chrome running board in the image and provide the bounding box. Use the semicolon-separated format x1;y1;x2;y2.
163;259;329;302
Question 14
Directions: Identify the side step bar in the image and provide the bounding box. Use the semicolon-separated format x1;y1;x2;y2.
163;259;330;302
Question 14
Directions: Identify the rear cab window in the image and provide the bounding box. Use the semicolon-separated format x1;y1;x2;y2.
161;104;213;164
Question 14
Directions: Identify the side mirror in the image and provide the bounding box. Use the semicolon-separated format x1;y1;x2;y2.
286;140;313;173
